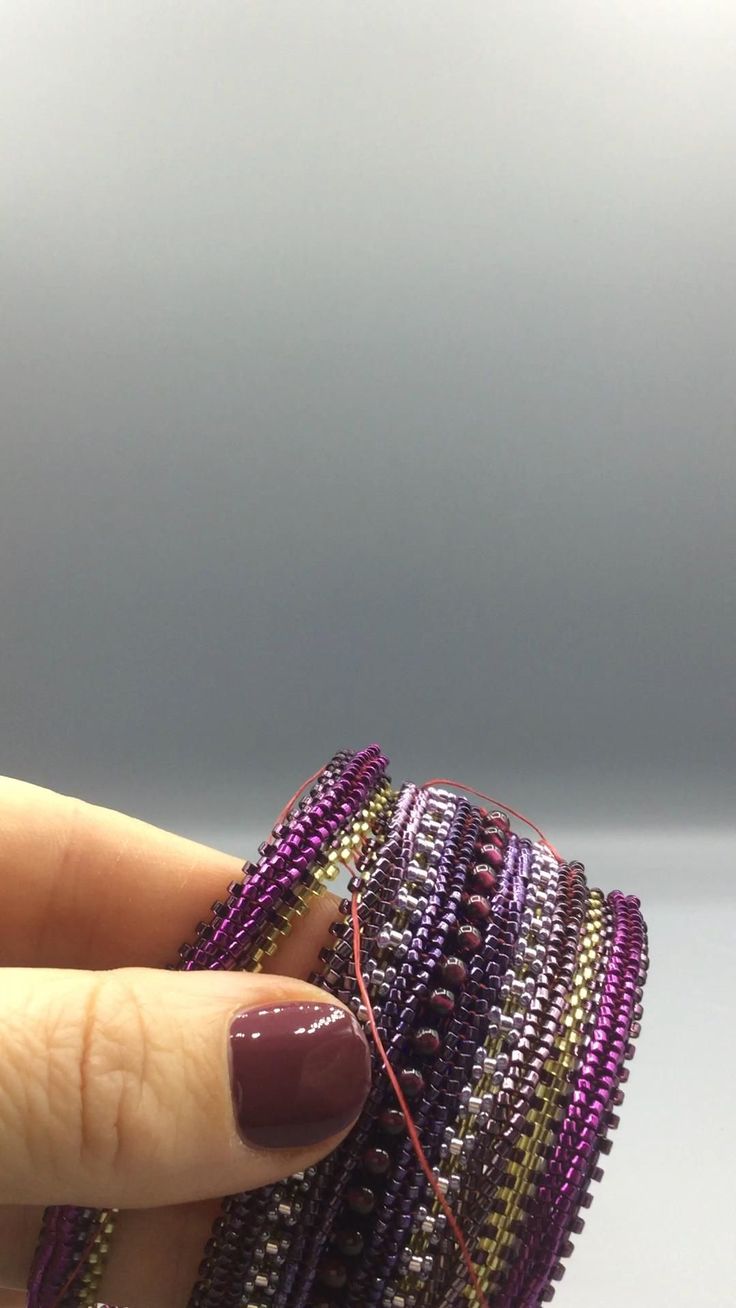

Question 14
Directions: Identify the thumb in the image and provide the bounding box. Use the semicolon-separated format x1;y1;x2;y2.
0;966;371;1208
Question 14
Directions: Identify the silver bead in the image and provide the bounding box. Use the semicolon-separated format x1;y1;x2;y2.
407;862;428;884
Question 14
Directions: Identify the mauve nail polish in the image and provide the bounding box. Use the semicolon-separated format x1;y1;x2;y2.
228;1000;371;1149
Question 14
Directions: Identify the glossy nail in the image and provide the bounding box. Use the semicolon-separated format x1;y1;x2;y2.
228;1000;371;1149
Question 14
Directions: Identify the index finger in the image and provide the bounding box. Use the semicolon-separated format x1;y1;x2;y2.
0;777;341;972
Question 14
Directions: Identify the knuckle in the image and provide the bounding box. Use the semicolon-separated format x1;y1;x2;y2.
0;969;200;1203
0;1000;43;1187
0;970;173;1199
72;971;164;1182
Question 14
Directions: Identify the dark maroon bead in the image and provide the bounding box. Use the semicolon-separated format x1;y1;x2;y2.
347;1185;376;1215
413;1026;441;1056
455;922;483;952
363;1145;390;1176
489;810;510;828
472;865;497;893
399;1066;425;1098
464;893;491;922
317;1255;347;1290
441;955;469;987
379;1107;406;1135
428;987;455;1017
481;845;504;868
484;830;505;847
335;1227;365;1257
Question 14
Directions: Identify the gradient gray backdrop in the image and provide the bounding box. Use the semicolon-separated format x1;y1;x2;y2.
2;4;735;1305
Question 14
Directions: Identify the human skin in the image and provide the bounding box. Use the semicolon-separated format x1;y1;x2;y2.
0;777;362;1308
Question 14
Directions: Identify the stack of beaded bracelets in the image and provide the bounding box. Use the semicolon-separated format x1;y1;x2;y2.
27;743;648;1308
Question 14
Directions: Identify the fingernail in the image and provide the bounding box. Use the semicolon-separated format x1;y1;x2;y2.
228;1001;371;1149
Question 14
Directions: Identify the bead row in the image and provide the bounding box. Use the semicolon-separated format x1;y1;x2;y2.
26;745;648;1308
27;747;393;1308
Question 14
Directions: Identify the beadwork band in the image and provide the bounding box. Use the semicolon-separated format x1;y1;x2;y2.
27;744;648;1307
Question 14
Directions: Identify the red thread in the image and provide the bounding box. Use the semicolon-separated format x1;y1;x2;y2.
349;873;490;1308
274;763;326;827
420;776;564;864
51;764;531;1308
275;760;565;1308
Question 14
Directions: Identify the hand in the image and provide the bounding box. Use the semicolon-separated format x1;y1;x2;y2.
0;777;370;1307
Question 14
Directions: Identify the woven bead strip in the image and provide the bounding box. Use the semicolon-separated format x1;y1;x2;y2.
26;745;648;1308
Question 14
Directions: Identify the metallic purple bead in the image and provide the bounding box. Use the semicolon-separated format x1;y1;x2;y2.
47;757;646;1308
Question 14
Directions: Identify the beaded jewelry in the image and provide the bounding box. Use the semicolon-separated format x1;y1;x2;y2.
27;744;648;1308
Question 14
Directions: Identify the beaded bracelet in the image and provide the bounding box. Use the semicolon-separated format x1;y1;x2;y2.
27;744;648;1308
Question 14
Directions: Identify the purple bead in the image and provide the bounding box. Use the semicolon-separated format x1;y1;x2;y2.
80;756;647;1308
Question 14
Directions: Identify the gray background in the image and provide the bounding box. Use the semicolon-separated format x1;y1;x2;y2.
2;3;734;1305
